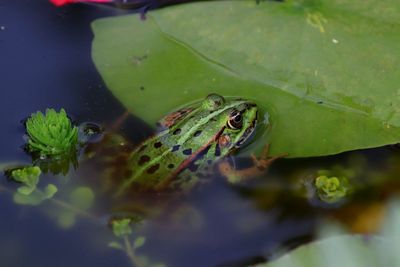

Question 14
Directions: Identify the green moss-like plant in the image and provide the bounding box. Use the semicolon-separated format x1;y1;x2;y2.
10;166;41;195
13;184;58;206
315;175;350;203
111;218;133;238
26;109;78;156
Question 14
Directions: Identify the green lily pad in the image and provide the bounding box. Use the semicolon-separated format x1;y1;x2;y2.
91;0;400;157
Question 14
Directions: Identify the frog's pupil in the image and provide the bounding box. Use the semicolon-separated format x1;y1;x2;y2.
234;114;242;122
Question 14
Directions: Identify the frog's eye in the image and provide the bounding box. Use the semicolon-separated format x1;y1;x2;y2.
227;110;243;130
203;94;225;111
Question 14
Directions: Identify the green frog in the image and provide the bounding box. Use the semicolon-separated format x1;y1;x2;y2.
112;93;282;196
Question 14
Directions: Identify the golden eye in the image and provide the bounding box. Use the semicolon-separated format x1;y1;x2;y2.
227;110;243;130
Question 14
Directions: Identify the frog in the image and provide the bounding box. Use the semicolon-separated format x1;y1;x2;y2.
112;93;283;196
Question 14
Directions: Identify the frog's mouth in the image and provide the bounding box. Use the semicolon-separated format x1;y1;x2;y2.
234;108;258;148
235;118;257;148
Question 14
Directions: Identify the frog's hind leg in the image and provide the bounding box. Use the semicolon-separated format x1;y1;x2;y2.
218;144;287;184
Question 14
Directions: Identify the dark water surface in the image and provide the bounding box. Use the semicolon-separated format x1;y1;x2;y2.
0;1;138;267
1;1;400;267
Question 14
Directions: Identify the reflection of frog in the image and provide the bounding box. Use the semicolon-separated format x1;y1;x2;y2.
109;94;282;196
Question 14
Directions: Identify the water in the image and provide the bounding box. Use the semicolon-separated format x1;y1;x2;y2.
1;1;400;267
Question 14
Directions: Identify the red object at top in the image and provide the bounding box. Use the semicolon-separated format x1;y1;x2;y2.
50;0;113;7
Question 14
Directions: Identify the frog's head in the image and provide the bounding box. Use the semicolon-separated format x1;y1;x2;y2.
200;94;258;156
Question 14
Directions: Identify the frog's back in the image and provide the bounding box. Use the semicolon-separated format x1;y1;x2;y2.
116;94;258;195
126;134;184;190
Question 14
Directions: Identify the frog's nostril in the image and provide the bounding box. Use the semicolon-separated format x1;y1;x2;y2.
246;103;257;109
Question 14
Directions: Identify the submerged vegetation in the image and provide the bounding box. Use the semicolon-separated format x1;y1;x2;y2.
9;166;41;195
26;108;78;157
314;172;351;204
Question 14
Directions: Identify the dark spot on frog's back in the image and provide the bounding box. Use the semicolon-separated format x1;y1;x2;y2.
154;141;162;148
172;145;180;152
147;164;160;174
194;130;202;137
188;163;199;172
168;163;175;169
173;129;181;135
138;155;150;165
183;148;192;155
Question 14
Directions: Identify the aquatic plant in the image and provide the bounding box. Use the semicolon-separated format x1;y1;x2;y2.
55;187;95;229
315;175;350;203
13;184;58;206
6;165;58;205
26;108;78;157
109;218;159;267
9;166;41;195
112;218;133;238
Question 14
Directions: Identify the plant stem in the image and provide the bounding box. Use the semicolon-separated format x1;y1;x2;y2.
1;182;99;222
124;236;144;267
49;197;99;222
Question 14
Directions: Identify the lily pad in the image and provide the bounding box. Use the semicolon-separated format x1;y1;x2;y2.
91;0;400;157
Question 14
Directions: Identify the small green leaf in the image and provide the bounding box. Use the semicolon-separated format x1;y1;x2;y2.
12;183;57;206
57;211;76;229
69;187;95;210
43;184;58;199
111;218;132;238
10;166;41;195
133;236;146;249
108;241;124;250
17;185;36;196
13;191;44;206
